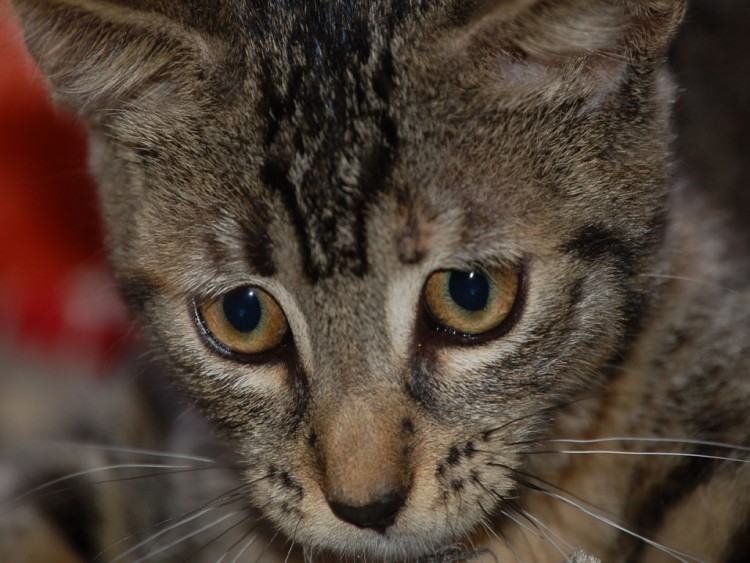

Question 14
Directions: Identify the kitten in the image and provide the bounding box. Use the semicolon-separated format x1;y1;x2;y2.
5;0;750;561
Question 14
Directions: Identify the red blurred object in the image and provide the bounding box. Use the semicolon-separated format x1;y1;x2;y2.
0;4;131;366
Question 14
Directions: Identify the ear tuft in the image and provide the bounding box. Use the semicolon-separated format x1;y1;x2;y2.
11;0;219;118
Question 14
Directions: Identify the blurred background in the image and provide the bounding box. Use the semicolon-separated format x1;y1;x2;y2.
0;0;132;370
0;0;748;374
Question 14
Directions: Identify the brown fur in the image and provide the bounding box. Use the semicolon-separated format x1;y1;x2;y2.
5;0;750;561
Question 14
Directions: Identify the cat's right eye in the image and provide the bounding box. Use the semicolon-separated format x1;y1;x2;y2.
196;286;289;356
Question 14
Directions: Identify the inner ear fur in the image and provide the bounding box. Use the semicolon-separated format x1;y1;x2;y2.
10;0;227;120
442;0;686;108
466;0;687;58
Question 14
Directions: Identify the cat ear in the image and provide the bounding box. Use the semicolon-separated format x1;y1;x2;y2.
465;0;686;58
10;0;226;120
448;0;687;106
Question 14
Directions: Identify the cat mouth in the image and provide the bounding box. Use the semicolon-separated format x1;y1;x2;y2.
252;477;495;562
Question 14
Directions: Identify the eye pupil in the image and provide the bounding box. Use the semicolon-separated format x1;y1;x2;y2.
222;287;262;333
448;271;489;312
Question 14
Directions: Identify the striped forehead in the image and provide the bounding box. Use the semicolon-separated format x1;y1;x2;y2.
247;1;412;281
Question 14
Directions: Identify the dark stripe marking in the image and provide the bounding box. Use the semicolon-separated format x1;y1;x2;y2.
563;224;638;275
117;271;159;316
624;448;720;560
724;506;750;562
238;199;277;277
254;5;407;281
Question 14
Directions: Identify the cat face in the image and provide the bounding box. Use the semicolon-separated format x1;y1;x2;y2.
12;0;685;558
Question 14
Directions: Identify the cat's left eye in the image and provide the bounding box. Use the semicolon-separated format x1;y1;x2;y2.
423;265;519;337
197;286;289;357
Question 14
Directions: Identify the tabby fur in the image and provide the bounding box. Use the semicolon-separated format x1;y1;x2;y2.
5;0;750;561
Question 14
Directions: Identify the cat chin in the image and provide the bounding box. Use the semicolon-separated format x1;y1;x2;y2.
294;530;466;563
272;509;481;562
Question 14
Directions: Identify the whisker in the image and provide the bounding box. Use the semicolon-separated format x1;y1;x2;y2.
501;503;541;560
109;505;223;562
133;510;242;562
180;511;257;562
516;507;573;555
283;517;302;563
496;511;527;563
480;516;518;563
98;483;254;560
13;440;218;464
528;449;750;464
501;507;540;541
89;464;245;486
0;463;197;515
473;484;537;563
250;528;280;563
522;437;750;453
488;463;620;522
486;462;695;560
521;482;699;563
479;393;610;440
216;517;267;563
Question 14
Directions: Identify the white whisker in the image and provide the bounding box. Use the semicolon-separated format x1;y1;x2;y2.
501;509;540;541
481;517;521;563
517;509;573;554
504;502;568;559
540;450;750;464
109;506;219;562
1;463;195;514
15;440;217;464
185;510;258;560
528;486;700;563
284;518;302;563
545;437;750;453
133;510;240;562
249;529;280;563
95;486;250;560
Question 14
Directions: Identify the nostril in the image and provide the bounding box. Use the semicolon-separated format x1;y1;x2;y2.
328;492;405;532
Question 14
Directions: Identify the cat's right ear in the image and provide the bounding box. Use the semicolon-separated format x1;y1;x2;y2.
10;0;229;122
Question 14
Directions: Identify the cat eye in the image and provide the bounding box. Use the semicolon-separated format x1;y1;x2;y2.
197;286;289;356
423;266;519;337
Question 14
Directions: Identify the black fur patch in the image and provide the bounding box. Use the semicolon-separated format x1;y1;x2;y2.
565;225;654;373
563;224;638;274
117;271;159;315
240;204;277;277
253;3;409;280
407;358;439;411
401;418;415;435
603;289;652;374
623;448;720;560
447;446;462;466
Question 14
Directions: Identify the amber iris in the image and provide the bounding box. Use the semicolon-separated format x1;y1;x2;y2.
424;266;518;336
199;286;288;355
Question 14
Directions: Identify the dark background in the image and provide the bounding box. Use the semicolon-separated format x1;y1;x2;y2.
672;0;750;236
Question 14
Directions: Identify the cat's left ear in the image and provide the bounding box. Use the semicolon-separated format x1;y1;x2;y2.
458;0;686;57
444;0;687;106
10;0;231;123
